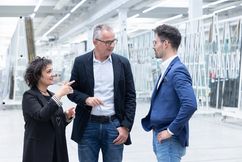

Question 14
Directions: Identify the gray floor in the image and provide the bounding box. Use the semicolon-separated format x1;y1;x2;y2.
1;97;242;162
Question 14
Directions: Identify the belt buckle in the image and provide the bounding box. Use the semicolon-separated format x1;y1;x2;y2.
90;115;115;123
100;116;108;123
102;115;115;123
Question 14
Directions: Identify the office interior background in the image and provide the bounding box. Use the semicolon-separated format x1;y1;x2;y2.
1;0;242;118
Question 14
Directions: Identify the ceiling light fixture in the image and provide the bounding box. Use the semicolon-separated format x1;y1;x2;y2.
30;13;36;18
202;0;230;9
128;14;140;20
30;0;43;18
71;0;87;13
142;4;160;13
42;13;71;38
142;0;170;13
156;14;183;25
41;0;87;39
34;0;44;12
214;5;236;14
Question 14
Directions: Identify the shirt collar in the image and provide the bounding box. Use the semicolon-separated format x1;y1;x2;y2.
160;55;178;73
93;52;112;63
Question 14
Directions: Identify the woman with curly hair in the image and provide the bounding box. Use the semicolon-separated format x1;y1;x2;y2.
22;56;75;162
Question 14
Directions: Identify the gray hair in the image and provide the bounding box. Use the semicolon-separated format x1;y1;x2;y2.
93;24;114;40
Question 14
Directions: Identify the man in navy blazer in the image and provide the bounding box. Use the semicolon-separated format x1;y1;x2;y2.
67;24;136;162
141;24;197;162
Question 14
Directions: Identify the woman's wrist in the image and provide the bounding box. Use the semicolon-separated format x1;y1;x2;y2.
52;95;62;107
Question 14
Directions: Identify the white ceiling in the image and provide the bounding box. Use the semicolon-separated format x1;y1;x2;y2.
0;0;242;51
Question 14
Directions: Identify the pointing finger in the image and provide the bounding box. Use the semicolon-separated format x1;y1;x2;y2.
67;80;75;85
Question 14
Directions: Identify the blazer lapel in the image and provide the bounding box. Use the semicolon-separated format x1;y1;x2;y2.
85;51;94;92
30;87;56;128
155;57;180;92
47;91;58;127
30;87;48;107
151;74;161;101
112;54;121;95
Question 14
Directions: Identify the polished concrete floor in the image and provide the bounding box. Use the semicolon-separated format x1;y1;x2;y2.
1;97;242;162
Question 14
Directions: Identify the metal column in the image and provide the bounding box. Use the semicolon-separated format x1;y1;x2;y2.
117;8;128;58
86;25;93;52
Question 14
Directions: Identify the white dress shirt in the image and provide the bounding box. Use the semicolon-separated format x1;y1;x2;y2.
91;54;115;116
157;55;178;89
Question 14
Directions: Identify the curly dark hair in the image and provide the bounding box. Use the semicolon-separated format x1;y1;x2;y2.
154;24;181;50
24;56;52;87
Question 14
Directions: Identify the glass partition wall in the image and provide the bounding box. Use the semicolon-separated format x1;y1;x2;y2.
127;14;242;117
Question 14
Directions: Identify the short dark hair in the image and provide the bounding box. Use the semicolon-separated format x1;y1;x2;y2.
154;24;181;50
24;56;52;87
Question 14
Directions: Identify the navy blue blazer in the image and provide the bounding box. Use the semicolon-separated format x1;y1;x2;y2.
141;57;197;147
67;51;136;145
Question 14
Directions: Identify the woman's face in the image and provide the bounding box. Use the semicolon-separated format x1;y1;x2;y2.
38;64;55;87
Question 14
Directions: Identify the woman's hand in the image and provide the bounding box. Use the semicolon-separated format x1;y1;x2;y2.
65;107;76;119
55;80;75;99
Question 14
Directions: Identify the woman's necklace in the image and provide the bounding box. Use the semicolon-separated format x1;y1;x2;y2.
39;89;49;95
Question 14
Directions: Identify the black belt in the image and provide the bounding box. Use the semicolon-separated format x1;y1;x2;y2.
89;114;116;123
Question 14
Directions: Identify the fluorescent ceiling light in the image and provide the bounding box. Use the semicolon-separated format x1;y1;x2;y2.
142;4;160;13
34;0;44;12
214;5;236;14
156;14;183;25
71;0;87;13
142;0;168;13
42;13;71;38
30;13;36;18
202;0;230;9
142;0;187;13
41;0;87;39
30;0;43;18
128;14;140;20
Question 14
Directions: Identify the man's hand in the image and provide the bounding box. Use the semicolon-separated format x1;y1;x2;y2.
113;127;129;145
85;97;104;107
157;130;172;143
